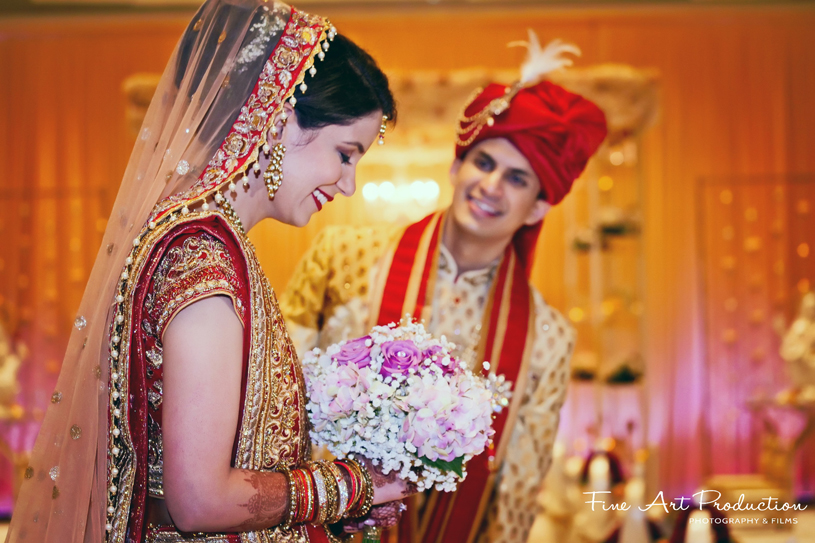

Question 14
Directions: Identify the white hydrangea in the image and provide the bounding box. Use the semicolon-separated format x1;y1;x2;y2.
303;319;512;492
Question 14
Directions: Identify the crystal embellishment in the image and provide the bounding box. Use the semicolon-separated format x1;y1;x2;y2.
74;316;87;330
49;466;59;481
147;390;163;410
146;348;163;368
176;160;190;176
70;425;82;440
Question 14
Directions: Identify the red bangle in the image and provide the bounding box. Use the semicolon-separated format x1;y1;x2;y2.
295;469;314;524
294;470;306;524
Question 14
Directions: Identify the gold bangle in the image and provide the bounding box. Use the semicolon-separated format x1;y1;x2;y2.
277;465;297;530
325;462;349;522
318;461;340;524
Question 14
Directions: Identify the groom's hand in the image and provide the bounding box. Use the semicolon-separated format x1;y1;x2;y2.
341;500;406;533
359;456;418;505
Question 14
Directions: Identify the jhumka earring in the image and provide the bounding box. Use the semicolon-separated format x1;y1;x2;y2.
264;143;285;200
377;115;388;145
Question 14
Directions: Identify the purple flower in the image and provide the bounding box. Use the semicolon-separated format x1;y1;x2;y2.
333;336;373;368
423;345;456;376
440;358;459;376
380;340;422;377
422;345;443;360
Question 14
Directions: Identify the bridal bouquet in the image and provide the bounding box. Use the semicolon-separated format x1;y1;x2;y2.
302;319;511;493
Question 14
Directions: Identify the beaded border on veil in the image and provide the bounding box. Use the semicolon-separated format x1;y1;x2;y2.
149;7;335;225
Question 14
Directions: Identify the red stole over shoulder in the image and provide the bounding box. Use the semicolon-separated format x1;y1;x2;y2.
370;211;537;543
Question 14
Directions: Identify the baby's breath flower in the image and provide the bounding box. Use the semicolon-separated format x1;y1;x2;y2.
302;319;511;492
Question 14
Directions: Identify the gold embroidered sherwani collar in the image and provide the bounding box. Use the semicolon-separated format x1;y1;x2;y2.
436;243;499;287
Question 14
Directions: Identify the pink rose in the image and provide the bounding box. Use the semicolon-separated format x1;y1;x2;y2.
334;336;372;368
380;340;422;377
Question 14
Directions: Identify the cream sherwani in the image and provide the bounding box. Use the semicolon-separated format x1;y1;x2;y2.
280;225;574;543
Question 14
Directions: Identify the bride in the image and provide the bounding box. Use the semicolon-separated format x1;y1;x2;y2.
7;1;411;541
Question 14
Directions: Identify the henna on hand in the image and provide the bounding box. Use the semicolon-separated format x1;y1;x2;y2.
234;470;288;530
358;456;418;497
401;479;418;497
372;467;399;489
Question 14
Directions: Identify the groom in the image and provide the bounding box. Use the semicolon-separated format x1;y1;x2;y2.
281;61;606;543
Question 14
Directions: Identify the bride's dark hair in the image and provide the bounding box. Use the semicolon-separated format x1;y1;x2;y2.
293;34;397;128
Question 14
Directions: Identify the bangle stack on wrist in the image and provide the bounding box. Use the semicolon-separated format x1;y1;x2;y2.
277;457;375;529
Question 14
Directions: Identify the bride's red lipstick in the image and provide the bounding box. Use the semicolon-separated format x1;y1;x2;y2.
312;188;333;211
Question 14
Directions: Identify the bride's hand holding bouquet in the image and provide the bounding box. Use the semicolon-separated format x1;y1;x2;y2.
302;319;511;539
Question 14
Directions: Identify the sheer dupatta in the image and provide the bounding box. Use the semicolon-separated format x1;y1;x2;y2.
7;2;333;541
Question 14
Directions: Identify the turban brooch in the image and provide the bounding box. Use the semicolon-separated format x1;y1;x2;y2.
455;33;608;206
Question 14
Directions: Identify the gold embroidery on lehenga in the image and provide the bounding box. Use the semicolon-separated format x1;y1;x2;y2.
148;380;163;410
108;208;311;542
234;228;306;473
226;219;308;542
146;233;243;336
147;345;163;368
107;213;168;542
146;529;233;543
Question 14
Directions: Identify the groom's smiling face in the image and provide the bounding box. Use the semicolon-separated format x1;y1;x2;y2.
448;137;551;243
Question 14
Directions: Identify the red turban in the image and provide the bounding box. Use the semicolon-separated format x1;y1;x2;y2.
454;79;607;276
455;80;607;207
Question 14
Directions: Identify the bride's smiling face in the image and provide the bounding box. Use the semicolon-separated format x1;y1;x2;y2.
266;110;382;227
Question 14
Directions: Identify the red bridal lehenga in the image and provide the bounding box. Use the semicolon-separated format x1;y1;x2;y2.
117;212;320;543
7;2;345;542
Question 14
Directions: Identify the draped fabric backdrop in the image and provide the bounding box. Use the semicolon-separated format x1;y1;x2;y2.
697;174;815;497
1;4;815;511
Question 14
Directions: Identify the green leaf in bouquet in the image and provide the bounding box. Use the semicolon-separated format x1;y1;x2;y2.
417;455;464;478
